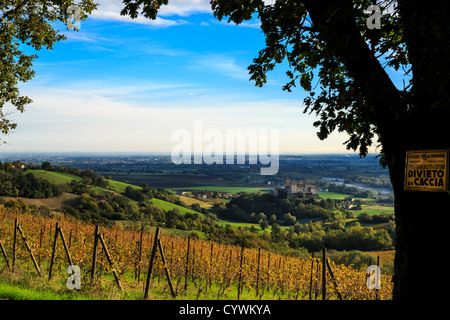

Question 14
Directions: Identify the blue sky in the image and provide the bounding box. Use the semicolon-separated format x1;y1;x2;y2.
1;0;404;154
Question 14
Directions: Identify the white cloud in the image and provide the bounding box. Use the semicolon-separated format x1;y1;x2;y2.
90;9;189;27
89;0;212;27
156;0;212;16
189;54;251;80
87;1;270;28
2;81;358;154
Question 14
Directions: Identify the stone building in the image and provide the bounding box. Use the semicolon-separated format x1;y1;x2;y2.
276;178;318;199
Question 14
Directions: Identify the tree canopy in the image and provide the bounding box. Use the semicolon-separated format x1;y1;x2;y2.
0;0;97;142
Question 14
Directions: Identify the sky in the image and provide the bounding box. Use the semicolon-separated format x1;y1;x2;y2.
1;0;405;154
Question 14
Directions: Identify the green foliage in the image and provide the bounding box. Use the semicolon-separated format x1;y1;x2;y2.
0;0;97;141
215;192;332;221
291;225;392;252
0;162;61;198
327;183;375;198
326;250;376;270
204;0;409;158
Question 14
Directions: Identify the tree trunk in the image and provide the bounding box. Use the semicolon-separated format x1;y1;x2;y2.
386;107;450;301
388;0;450;300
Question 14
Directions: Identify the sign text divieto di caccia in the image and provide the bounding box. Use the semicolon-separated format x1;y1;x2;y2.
404;149;449;192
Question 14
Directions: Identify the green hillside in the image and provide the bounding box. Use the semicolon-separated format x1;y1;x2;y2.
171;186;265;194
23;169;204;219
107;179;138;193
26;170;82;184
149;198;205;217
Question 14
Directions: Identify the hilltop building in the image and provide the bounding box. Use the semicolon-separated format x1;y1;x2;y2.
276;178;318;199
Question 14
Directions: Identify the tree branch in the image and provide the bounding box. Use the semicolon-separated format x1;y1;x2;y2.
302;0;403;155
1;0;30;20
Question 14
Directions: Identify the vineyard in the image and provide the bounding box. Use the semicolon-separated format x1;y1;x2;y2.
0;206;393;300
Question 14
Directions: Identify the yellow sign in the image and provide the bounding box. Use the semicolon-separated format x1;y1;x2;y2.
404;149;449;192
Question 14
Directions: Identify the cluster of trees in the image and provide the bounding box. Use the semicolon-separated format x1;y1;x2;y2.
209;192;393;252
145;207;218;234
213;193;336;223
203;219;393;253
326;183;375;199
63;188;219;234
289;221;393;252
124;185;153;202
0;162;61;198
59;181;209;229
40;162;111;189
358;213;395;224
63;190;139;222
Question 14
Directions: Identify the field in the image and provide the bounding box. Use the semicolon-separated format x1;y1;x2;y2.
318;191;352;200
171;186;267;194
356;205;395;215
106;174;226;189
149;199;205;218
0;193;80;210
216;219;264;231
0;206;393;300
106;179;137;193
177;196;213;208
26;170;82;184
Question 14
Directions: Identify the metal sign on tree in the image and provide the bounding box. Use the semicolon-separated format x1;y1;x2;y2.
404;149;449;192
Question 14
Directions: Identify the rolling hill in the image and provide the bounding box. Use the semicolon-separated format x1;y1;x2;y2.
5;169;208;220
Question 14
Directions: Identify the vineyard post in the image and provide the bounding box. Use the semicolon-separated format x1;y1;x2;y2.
255;247;261;297
322;247;326;301
157;238;176;298
170;241;174;273
326;258;343;300
0;239;11;269
144;226;160;299
208;242;213;291
237;241;244;300
90;225;99;285
98;233;123;292
184;235;190;292
267;252;271;294
17;224;41;276
137;228;144;283
375;255;379;300
191;246;196;286
68;229;72;250
38;227;44;265
366;258;372;289
315;255;320;299
12;218;17;270
59;226;73;267
309;252;314;300
48;222;60;280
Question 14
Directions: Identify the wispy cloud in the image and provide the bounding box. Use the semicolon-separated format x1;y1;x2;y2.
5;80;335;153
189;54;251;80
90;0;211;27
156;0;212;16
90;10;189;27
